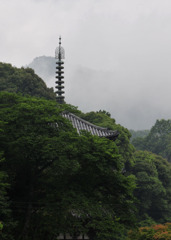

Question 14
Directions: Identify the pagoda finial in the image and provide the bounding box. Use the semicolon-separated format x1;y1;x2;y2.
55;36;65;60
55;36;65;104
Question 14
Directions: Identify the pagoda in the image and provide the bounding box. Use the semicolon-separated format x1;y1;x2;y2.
55;36;65;104
55;37;119;240
55;37;119;140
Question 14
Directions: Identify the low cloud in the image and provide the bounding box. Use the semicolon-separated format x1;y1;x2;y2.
2;0;171;129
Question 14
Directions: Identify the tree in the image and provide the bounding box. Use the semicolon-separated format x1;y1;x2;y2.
0;62;56;100
0;92;137;240
0;92;79;239
0;151;14;240
129;129;149;142
78;110;135;167
129;151;171;223
132;119;171;162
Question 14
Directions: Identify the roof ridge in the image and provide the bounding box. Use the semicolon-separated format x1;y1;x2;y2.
62;111;119;140
63;111;113;131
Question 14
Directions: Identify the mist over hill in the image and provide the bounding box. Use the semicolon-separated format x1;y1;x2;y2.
28;56;56;86
28;56;171;130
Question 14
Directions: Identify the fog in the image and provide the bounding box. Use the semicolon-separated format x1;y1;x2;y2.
1;0;171;129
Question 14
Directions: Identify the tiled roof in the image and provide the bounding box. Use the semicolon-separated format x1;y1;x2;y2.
62;112;119;140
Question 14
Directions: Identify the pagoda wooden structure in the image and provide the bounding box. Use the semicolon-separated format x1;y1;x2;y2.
55;36;65;104
55;37;119;140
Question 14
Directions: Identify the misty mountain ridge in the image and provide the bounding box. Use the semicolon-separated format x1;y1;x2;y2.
28;56;55;82
28;56;171;130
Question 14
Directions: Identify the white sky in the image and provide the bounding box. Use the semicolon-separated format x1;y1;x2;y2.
1;0;171;129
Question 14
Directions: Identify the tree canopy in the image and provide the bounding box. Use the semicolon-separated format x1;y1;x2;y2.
132;119;171;162
0;92;136;240
78;110;135;166
128;151;171;224
1;61;171;239
0;62;56;100
129;129;149;142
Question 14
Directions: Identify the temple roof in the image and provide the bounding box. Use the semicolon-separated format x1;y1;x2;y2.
62;112;119;140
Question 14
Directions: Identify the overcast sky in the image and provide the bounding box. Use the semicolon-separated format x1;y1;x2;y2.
1;0;171;129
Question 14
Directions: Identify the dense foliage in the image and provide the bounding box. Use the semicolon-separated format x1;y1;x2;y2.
0;92;136;240
0;151;14;240
0;62;56;100
132;119;171;162
77;111;171;224
78;110;135;166
1;62;171;239
127;223;171;240
129;129;150;142
128;151;171;224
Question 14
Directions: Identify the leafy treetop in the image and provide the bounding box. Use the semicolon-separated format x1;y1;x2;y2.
0;92;137;240
0;62;56;100
132;119;171;162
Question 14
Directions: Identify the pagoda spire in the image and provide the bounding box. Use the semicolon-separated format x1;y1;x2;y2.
55;36;65;104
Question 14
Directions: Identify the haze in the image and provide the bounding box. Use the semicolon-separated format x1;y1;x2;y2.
1;0;171;130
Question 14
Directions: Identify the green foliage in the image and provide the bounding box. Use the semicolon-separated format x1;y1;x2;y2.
78;110;135;166
2;60;171;238
0;222;3;230
132;137;146;150
129;151;171;223
45;133;136;240
0;62;56;100
130;129;150;142
132;119;171;162
0;152;14;240
0;92;136;240
78;110;116;129
0;92;78;239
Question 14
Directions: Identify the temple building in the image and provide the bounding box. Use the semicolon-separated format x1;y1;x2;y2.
55;37;119;141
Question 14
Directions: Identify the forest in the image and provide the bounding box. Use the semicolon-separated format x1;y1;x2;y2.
0;62;171;240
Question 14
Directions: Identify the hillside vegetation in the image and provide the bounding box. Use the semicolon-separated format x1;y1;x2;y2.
129;129;150;141
132;119;171;162
0;62;171;240
0;62;56;100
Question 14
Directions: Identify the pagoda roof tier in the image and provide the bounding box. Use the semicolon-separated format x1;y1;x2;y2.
56;76;64;79
56;96;64;99
62;112;119;140
56;66;64;69
55;81;64;84
56;60;64;64
56;90;65;94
